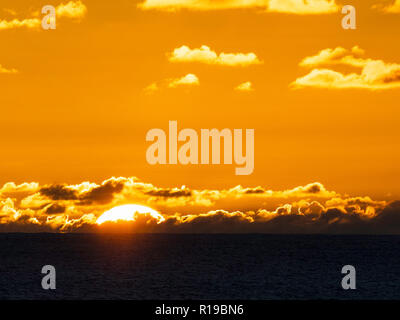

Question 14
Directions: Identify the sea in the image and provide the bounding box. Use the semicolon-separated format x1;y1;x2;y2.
0;233;399;300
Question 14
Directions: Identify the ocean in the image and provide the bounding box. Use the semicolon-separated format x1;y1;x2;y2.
0;233;399;300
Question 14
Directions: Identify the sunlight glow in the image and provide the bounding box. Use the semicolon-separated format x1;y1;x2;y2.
96;204;165;225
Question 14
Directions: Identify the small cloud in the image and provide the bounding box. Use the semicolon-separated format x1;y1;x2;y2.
0;64;18;74
168;73;199;88
291;46;400;90
299;46;365;68
372;0;400;13
143;82;159;94
169;45;262;67
144;74;199;92
235;81;254;91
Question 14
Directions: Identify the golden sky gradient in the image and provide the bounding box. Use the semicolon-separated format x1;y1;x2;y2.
1;0;400;208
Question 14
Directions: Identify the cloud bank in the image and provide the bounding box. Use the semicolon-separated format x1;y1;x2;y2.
1;177;399;234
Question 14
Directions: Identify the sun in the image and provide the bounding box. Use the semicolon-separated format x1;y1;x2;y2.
96;204;165;225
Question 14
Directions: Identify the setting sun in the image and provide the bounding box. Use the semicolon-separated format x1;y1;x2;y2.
96;204;165;225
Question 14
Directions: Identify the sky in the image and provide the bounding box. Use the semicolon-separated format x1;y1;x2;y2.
1;0;400;233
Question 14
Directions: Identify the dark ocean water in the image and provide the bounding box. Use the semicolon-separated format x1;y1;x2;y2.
0;233;399;300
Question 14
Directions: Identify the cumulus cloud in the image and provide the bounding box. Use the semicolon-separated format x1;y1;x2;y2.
56;0;87;19
291;46;400;90
0;1;87;30
1;177;400;233
169;45;262;66
138;0;339;14
235;81;253;91
168;73;199;87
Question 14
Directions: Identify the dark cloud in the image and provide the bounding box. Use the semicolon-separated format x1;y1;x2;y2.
243;187;265;194
2;202;400;234
382;70;400;83
45;204;66;214
82;203;400;234
145;188;192;197
79;180;124;204
305;183;322;194
40;180;124;205
40;185;78;200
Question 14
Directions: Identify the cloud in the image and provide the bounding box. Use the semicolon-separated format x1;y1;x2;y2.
1;177;400;233
0;18;40;30
145;186;192;198
39;179;124;204
168;73;199;87
0;1;87;30
143;82;159;94
268;0;339;14
373;0;400;13
291;46;400;90
0;64;18;74
169;45;262;66
79;179;124;204
145;74;200;91
45;203;66;214
139;0;266;11
40;185;79;200
56;0;87;19
138;0;339;14
235;81;254;91
298;46;365;67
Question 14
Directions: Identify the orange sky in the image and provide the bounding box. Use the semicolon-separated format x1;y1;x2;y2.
1;0;400;200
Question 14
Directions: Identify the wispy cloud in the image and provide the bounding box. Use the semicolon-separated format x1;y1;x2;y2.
291;46;400;90
2;8;17;16
168;73;199;87
0;18;40;30
144;73;200;92
143;82;159;94
169;45;262;66
235;81;254;91
138;0;339;14
0;64;18;74
372;0;400;13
